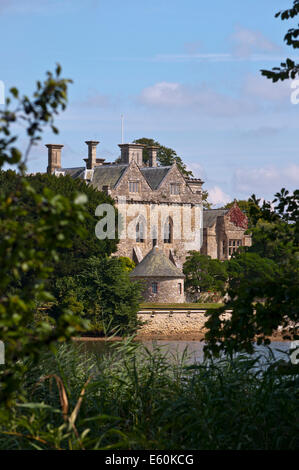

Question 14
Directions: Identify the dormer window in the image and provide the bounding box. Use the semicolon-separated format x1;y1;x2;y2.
170;183;180;195
129;181;139;193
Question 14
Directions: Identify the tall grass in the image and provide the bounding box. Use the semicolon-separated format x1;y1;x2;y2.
0;338;298;450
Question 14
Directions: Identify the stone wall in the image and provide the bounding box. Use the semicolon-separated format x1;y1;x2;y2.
131;277;185;303
137;311;208;338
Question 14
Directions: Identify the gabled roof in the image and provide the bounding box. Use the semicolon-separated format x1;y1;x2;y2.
140;166;172;190
91;164;128;189
203;209;227;228
130;246;184;279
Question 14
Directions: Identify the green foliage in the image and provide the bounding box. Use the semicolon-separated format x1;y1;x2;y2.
183;252;227;299
51;256;142;335
261;1;299;81
0;342;297;450
0;64;72;172
204;189;299;356
0;65;92;405
0;170;118;280
118;256;135;272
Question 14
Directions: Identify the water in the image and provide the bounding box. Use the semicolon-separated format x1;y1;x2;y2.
77;339;292;364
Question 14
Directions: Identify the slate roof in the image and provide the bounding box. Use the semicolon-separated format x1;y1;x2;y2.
130;246;184;279
203;209;228;228
140;166;171;189
62;167;85;178
91;164;128;189
62;162;173;191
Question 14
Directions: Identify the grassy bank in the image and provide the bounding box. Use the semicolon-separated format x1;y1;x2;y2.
0;339;298;450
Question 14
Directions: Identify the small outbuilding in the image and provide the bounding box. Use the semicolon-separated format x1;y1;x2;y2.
130;246;185;303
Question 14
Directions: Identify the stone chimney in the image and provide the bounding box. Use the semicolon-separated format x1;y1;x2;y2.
118;143;145;166
46;144;64;174
85;140;99;169
147;145;159;167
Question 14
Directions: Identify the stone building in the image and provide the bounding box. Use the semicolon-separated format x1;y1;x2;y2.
45;140;204;270
45;140;251;271
202;203;252;260
130;246;185;303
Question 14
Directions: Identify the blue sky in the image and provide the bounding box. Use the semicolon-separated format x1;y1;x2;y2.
1;0;298;205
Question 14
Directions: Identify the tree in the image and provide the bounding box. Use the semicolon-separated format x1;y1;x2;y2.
0;65;91;404
119;256;136;272
261;1;299;81
133;137;210;207
51;256;142;335
0;170;118;281
183;252;227;299
133;137;193;177
204;189;299;356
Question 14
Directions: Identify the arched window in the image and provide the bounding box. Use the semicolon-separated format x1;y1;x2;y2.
163;217;173;244
152;225;157;247
136;218;145;243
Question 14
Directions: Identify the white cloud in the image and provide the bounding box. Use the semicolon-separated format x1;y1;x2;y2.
208;186;231;207
243;74;291;102
186;162;207;180
234;165;299;195
138;81;257;116
231;26;280;58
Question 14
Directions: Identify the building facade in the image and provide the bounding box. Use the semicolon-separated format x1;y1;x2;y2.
201;204;252;260
45;140;251;269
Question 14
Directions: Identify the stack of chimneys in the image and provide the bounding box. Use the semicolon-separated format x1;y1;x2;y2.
83;141;105;169
46;140;105;174
46;140;159;173
147;145;159;167
46;144;64;174
118;143;159;167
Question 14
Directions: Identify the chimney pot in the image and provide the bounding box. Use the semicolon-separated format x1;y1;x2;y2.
147;145;159;167
118;143;145;166
85;140;100;169
46;144;64;174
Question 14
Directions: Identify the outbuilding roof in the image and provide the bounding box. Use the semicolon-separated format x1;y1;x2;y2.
130;246;184;279
203;209;227;228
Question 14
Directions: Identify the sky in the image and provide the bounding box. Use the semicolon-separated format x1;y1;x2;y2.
0;0;298;206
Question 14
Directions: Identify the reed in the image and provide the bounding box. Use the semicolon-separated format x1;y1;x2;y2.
0;338;298;450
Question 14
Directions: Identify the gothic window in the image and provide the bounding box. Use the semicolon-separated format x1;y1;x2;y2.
152;225;157;247
170;183;180;195
136;219;145;243
152;282;158;294
129;181;139;193
222;240;226;256
178;283;182;295
163;217;173;244
228;239;242;256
